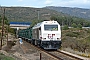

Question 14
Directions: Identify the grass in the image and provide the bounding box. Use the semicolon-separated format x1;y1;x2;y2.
0;53;15;60
80;53;90;58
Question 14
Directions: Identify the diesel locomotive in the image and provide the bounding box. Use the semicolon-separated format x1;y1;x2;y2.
18;20;62;50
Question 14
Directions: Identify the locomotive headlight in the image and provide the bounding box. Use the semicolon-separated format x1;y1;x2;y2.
57;38;61;40
57;38;60;40
43;38;46;39
42;38;46;40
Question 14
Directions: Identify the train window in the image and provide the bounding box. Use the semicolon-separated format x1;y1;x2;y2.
44;25;58;31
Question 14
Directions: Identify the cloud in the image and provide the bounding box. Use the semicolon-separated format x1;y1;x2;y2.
52;0;90;8
45;0;53;5
1;0;90;8
18;0;23;2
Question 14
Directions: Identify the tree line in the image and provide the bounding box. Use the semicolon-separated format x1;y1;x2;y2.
0;15;15;35
50;16;90;28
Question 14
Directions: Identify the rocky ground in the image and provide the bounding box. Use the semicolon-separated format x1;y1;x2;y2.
0;33;55;60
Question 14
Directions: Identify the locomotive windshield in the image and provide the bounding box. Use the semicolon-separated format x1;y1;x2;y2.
44;25;58;31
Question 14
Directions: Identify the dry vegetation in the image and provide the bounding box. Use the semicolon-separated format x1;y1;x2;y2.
62;28;90;57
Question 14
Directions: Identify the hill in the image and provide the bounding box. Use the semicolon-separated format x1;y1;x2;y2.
0;7;69;22
0;6;90;27
44;6;90;19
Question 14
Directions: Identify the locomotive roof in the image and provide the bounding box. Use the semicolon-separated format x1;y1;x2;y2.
32;20;59;29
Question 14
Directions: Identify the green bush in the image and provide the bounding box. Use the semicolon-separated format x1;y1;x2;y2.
86;29;90;33
0;53;15;60
72;32;80;35
66;32;78;37
63;25;69;30
71;23;77;28
8;28;16;34
78;24;82;28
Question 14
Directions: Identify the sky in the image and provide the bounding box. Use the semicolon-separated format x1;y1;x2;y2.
0;0;90;9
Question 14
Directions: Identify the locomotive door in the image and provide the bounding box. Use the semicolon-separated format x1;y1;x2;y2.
39;27;41;39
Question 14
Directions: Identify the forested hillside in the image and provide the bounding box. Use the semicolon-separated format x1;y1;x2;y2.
0;6;90;27
45;6;90;19
0;7;67;22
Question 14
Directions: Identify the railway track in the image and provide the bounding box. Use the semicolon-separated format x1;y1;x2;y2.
57;50;84;60
48;50;83;60
19;40;56;60
20;40;85;60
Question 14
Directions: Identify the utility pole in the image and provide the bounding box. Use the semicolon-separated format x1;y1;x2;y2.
37;10;40;20
0;7;5;50
6;25;8;45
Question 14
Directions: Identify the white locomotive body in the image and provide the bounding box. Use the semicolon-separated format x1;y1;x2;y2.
32;20;61;49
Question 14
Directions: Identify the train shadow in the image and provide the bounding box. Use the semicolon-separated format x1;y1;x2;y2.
45;49;57;51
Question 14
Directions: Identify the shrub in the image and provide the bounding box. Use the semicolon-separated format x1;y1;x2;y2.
71;23;77;28
78;24;82;28
63;25;69;30
86;29;90;33
66;32;78;37
72;32;80;35
0;53;15;60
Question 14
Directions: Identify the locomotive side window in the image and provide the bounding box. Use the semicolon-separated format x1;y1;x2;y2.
44;25;58;31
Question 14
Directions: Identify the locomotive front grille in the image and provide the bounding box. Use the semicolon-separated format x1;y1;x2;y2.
41;41;61;49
